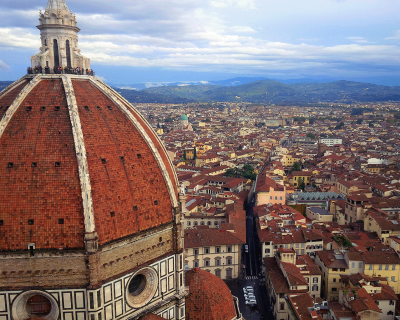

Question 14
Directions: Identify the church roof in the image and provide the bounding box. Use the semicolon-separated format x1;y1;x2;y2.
181;114;188;120
0;75;179;250
185;268;238;320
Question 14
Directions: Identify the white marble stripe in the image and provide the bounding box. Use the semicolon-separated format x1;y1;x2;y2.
92;78;179;189
61;75;96;233
0;75;42;138
89;77;179;208
0;75;30;100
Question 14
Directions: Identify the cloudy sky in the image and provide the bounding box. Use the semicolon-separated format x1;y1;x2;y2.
1;0;400;85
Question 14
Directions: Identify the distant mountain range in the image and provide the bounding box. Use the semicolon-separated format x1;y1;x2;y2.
2;78;400;104
139;79;400;104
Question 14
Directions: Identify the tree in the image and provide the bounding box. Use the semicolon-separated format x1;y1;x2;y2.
193;147;197;160
183;150;187;160
238;144;243;150
356;118;363;124
297;177;306;191
292;162;301;172
306;133;316;140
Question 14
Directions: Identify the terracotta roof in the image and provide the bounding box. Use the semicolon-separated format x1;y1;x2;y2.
184;227;245;248
185;268;237;320
0;77;178;250
348;288;381;314
288;293;323;320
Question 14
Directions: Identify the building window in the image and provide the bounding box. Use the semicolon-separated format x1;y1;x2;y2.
226;257;232;265
280;196;282;200
216;247;221;253
391;276;395;282
312;285;318;291
226;246;232;253
379;265;382;270
333;278;336;282
207;221;212;226
369;264;373;270
194;261;199;268
390;300;395;305
215;269;221;278
194;221;198;226
265;249;270;253
340;268;345;272
296;244;299;248
204;260;210;267
386;265;389;270
226;268;232;279
194;248;199;255
393;265;396;270
332;288;337;292
200;221;205;225
332;268;338;272
215;259;221;266
351;262;355;268
275;196;277;200
214;221;219;226
187;221;191;226
313;277;318;283
280;303;285;310
205;247;210;254
305;277;309;282
388;311;394;315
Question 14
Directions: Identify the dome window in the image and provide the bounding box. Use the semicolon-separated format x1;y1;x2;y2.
128;274;146;296
55;162;61;167
126;267;158;308
0;220;3;226
137;154;142;159
84;106;89;111
27;295;52;317
96;106;101;110
40;106;46;112
26;106;32;112
154;200;159;206
107;106;113;110
133;206;138;211
120;156;125;161
101;158;107;164
54;106;60;111
32;162;37;167
58;219;64;224
7;162;13;168
110;212;115;217
28;219;34;225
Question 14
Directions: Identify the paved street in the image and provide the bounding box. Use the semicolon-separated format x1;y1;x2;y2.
226;199;273;320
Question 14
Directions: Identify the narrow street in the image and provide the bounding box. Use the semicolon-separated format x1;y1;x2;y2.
226;199;273;320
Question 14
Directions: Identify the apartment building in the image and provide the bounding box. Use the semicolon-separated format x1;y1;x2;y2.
184;227;244;279
259;227;323;259
264;248;322;320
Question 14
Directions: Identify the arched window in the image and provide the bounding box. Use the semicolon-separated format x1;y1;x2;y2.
53;39;60;67
66;40;71;68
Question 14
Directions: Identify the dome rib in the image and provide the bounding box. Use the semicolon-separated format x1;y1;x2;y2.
62;75;96;236
98;80;179;189
90;77;178;208
0;76;42;138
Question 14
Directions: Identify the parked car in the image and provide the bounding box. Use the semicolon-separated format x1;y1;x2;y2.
245;286;253;290
244;294;256;300
245;299;257;305
245;245;249;253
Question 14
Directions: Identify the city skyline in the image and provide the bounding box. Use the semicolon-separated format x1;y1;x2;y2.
1;0;400;85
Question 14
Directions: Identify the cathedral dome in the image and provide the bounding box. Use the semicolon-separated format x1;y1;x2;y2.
180;114;188;121
0;75;179;251
185;268;239;320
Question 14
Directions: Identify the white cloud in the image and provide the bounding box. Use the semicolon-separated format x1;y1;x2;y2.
347;36;370;43
385;30;400;40
0;60;10;70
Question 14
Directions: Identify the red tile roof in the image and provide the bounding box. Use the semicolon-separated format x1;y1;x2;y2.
185;268;237;320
